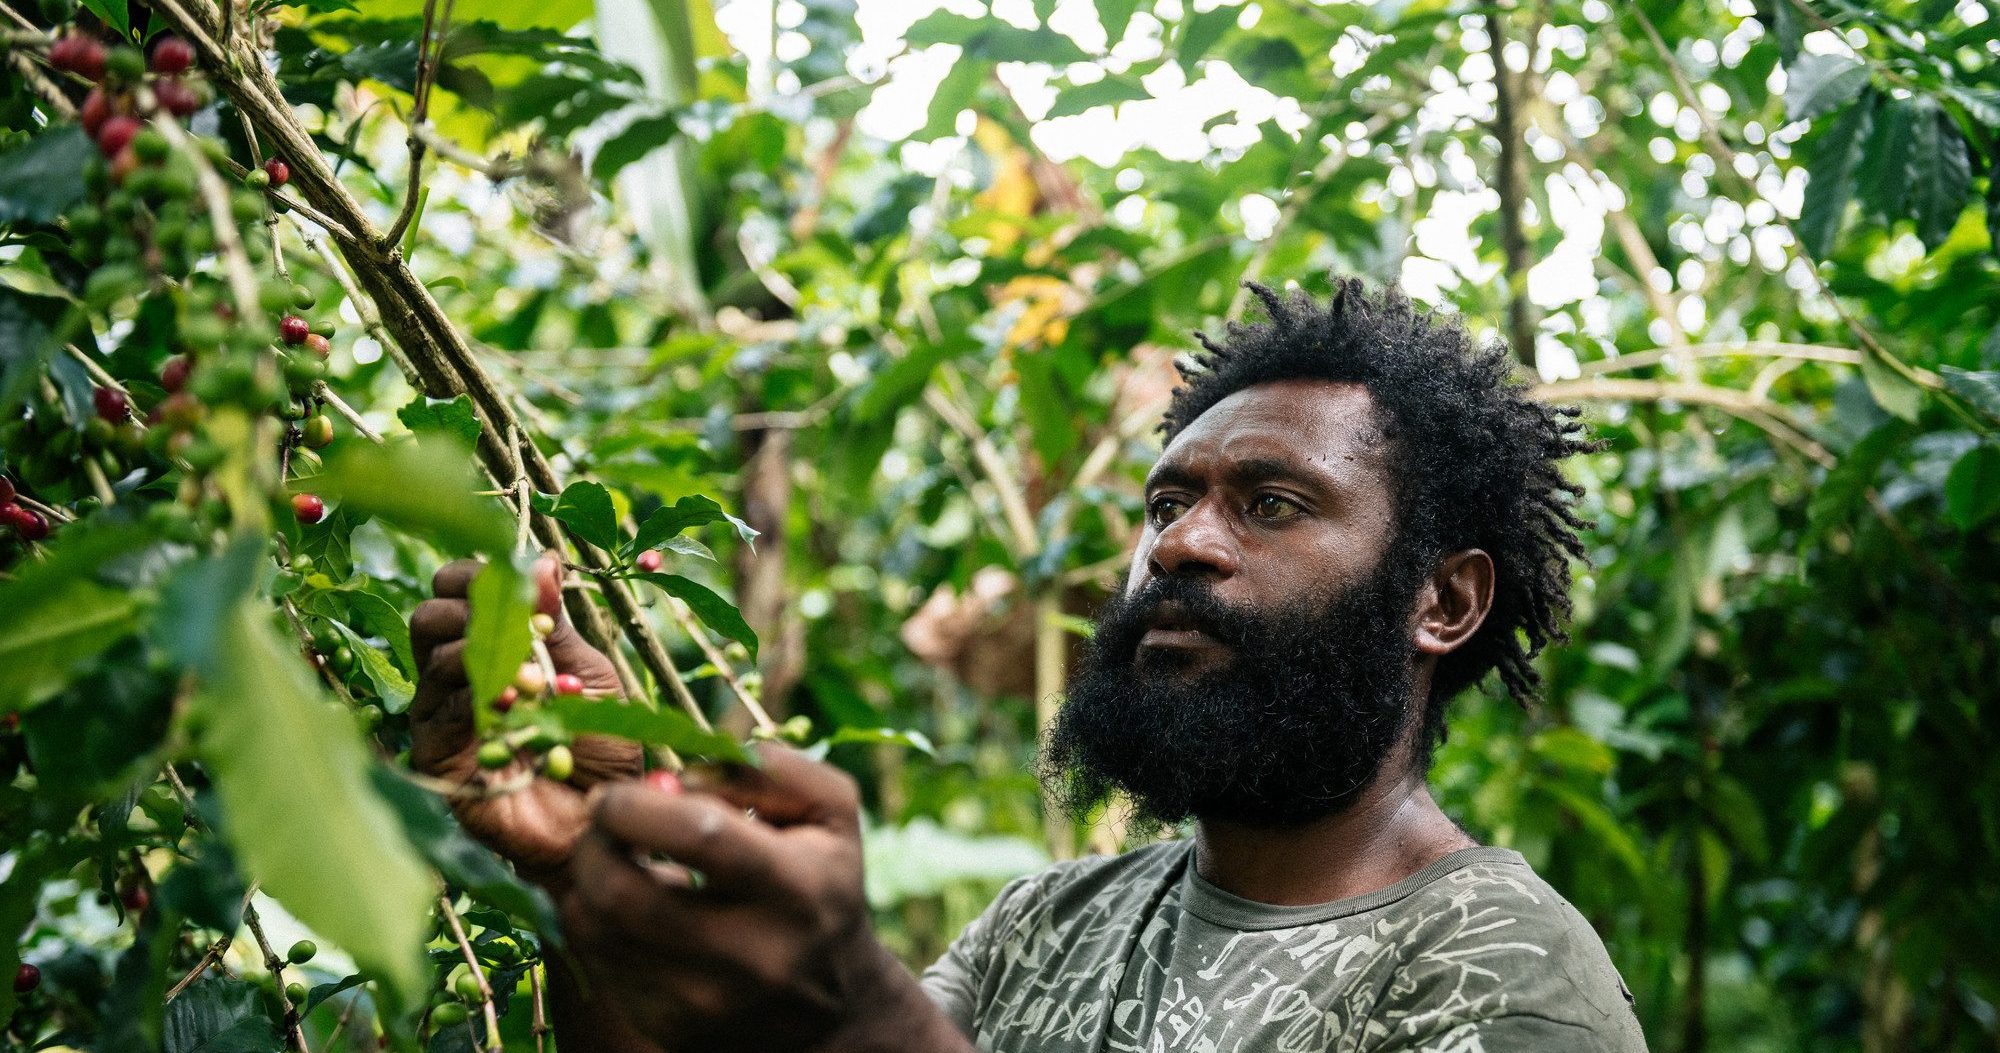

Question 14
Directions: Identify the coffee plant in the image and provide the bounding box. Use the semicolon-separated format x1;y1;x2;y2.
4;0;1999;1049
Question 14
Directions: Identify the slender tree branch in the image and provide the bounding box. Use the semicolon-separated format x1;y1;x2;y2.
1577;341;1863;377
667;599;777;734
165;936;234;1002
382;0;452;251
437;895;503;1053
924;373;1038;559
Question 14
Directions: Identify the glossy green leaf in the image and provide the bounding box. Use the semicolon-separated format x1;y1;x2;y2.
303;437;513;556
463;559;536;720
0;128;95;225
1783;53;1868;123
1907;97;1972;249
397;395;484;446
624;493;755;556
631;571;757;659
539;694;749;764
917;56;987;142
1797;89;1877;258
1858;353;1924;423
1944;444;2000;530
330;620;417;712
368;767;563;942
549;480;620;552
188;601;432;1015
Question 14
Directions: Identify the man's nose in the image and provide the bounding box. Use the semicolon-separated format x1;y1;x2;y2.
1146;499;1240;581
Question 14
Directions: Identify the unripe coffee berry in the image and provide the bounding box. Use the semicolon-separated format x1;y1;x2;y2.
304;333;330;358
454;972;483;1002
514;662;547;697
287;939;317;964
292;493;326;524
529;613;556;638
431;1003;468;1029
279;315;310;345
286;981;308;1003
477;740;512;770
149;36;194;75
244;168;269;190
302;414;334;449
542;744;574;781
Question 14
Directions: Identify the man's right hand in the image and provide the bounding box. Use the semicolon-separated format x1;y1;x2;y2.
408;555;643;891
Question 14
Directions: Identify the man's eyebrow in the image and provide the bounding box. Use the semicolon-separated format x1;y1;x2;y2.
1144;456;1338;494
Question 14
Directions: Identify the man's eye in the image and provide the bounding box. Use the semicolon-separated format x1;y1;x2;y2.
1149;497;1187;525
1250;494;1301;520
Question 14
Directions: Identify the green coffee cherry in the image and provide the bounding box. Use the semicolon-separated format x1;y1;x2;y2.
454;972;484;1002
430;1003;468;1029
542;744;574;782
477;740;512;770
286;939;317;964
285;981;307;1003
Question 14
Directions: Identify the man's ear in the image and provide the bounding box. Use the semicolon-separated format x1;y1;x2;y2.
1414;549;1494;656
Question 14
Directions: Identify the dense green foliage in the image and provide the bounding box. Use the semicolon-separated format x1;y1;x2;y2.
2;0;1997;1050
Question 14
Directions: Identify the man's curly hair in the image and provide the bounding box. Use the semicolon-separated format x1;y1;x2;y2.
1161;277;1599;759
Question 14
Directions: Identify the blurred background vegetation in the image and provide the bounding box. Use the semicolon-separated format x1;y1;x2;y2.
5;0;2000;1049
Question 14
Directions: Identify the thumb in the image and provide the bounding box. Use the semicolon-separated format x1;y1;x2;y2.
534;550;565;619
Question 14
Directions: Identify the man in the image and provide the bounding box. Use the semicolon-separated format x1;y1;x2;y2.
409;278;1649;1051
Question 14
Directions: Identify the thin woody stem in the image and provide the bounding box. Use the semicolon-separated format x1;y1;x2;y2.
437;895;504;1053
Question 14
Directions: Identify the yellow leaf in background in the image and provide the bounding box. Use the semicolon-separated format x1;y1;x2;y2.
994;274;1077;351
972;118;1038;251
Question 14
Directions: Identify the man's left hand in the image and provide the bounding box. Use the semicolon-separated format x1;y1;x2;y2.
558;744;963;1052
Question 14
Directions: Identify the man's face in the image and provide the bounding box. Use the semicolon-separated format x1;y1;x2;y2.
1041;380;1428;827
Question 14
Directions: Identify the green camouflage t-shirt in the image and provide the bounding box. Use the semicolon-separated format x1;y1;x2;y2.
919;841;1648;1052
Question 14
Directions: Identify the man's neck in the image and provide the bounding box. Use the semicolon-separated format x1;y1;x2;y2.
1190;772;1476;906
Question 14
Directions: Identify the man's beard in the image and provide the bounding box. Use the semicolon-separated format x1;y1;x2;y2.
1039;554;1423;830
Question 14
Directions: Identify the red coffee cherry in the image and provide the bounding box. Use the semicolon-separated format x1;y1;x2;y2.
160;354;193;393
303;332;331;358
3;504;50;542
96;115;141;158
553;673;584;696
279;315;310;346
94;386;130;423
292;493;326;524
264;158;290;187
149;36;194;75
80;87;111;137
155;78;201;119
643;770;683;796
51;34;107;80
635;549;662;573
13;962;38;994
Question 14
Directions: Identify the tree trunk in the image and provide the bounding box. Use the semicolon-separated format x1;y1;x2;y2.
1485;2;1537;369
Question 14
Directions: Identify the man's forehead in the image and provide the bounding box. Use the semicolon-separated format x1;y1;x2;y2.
1154;379;1386;477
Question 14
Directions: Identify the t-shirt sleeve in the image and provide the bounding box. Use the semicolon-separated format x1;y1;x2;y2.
917;873;1039;1037
1361;870;1649;1053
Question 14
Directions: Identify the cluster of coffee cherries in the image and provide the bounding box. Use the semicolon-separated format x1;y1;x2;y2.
0;477;50;543
50;30;205;185
475;614;586;781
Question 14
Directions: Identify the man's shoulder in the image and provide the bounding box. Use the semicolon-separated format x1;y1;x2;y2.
1362;849;1647;1051
984;839;1192;933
